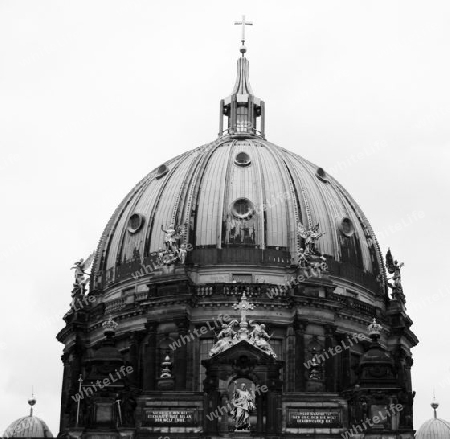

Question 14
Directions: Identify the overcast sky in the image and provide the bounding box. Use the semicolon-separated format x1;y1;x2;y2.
1;0;449;433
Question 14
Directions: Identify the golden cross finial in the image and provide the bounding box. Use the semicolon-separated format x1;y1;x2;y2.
234;15;253;49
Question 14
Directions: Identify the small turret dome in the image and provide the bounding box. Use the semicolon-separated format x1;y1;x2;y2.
416;400;450;439
416;418;450;439
3;396;53;438
3;416;53;438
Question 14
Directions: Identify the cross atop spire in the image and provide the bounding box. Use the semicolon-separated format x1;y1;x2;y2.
234;15;253;55
219;16;265;138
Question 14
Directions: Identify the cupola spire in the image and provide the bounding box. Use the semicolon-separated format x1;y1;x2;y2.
431;393;439;419
219;16;265;138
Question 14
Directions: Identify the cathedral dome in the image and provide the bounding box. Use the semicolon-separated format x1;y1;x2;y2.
91;52;385;295
57;24;418;439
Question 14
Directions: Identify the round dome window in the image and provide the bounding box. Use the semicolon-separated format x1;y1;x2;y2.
235;152;251;166
156;164;169;179
231;198;254;219
128;213;145;234
340;217;355;237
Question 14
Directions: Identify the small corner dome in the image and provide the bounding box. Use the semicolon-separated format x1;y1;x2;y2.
3;416;53;438
416;418;450;439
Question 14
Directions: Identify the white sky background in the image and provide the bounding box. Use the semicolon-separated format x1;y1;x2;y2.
0;0;449;433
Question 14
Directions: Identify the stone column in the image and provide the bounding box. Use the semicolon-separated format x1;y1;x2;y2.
59;352;72;432
174;318;189;390
218;392;230;436
294;319;307;391
324;325;337;392
143;322;157;390
256;391;264;434
286;326;295;392
129;332;141;388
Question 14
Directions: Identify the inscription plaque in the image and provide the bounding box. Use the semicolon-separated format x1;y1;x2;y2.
143;409;196;426
287;408;341;428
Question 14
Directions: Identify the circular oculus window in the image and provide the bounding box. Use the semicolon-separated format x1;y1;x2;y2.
340;217;355;237
128;213;145;234
235;152;251;167
231;198;254;219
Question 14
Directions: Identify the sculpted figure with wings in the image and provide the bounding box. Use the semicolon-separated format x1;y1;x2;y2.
71;252;95;293
297;222;325;255
386;248;404;289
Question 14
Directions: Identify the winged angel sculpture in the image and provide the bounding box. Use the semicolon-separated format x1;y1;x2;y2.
297;222;325;255
386;248;404;291
71;252;95;294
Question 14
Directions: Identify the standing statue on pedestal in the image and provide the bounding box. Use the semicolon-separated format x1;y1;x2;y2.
161;223;177;252
230;382;255;431
178;243;188;264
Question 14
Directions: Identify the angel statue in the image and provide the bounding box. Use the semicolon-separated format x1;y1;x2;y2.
249;321;277;358
209;321;238;356
230;382;255;431
161;223;186;253
386;248;405;290
297;222;325;255
71;252;95;293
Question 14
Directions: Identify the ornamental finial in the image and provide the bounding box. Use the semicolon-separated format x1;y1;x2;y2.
234;15;253;56
368;318;382;341
102;315;118;334
28;387;36;417
431;391;439;419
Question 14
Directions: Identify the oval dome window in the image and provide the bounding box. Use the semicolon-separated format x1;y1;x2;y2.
128;213;145;234
316;167;329;183
235;152;251;166
231;198;254;219
340;217;355;237
156;164;169;179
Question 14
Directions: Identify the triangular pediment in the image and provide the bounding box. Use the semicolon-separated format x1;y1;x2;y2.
204;339;277;365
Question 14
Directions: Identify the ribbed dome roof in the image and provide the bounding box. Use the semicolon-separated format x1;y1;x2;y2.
416;418;450;439
92;140;384;289
90;51;385;295
3;416;53;438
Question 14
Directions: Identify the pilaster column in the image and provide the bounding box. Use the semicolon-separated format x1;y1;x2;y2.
143;322;157;390
174;317;189;390
325;325;337;392
294;318;307;391
129;332;141;388
286;326;295;392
